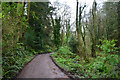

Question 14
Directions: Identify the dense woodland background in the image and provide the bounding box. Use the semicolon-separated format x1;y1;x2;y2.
1;0;120;79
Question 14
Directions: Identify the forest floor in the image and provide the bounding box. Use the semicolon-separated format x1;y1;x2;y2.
17;53;68;78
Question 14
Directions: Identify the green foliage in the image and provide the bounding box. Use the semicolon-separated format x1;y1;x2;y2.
29;2;54;50
30;49;38;55
2;1;120;79
2;2;36;79
84;53;120;78
23;2;54;53
51;46;81;73
52;46;120;78
53;17;61;48
103;2;119;40
38;45;53;54
69;35;79;53
23;28;36;48
2;42;35;78
97;39;120;54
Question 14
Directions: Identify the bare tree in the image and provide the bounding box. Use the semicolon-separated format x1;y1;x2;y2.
91;0;97;57
76;0;86;59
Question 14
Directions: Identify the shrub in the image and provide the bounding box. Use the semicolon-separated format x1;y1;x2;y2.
2;42;35;78
97;39;120;54
85;54;120;78
24;28;36;48
51;46;81;73
69;36;79;53
52;45;120;78
38;45;53;54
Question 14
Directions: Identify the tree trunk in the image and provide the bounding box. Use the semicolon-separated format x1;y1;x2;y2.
91;0;97;57
61;27;64;46
27;1;30;21
76;0;85;58
17;2;24;41
117;1;120;47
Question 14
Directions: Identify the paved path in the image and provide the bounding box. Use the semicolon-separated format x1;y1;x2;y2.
17;53;68;78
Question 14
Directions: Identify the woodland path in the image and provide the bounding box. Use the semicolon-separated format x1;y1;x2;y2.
17;53;68;78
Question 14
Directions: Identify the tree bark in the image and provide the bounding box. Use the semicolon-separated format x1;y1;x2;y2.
27;1;30;21
17;2;24;41
91;0;97;57
117;1;120;47
76;0;85;58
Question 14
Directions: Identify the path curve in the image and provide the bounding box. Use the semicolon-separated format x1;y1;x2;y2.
17;53;68;78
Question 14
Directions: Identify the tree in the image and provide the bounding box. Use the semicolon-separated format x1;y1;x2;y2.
52;1;71;46
117;1;120;47
102;2;118;40
17;2;25;41
61;3;71;46
76;0;87;59
91;0;97;57
53;17;61;48
66;19;71;45
2;2;28;78
28;2;54;50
